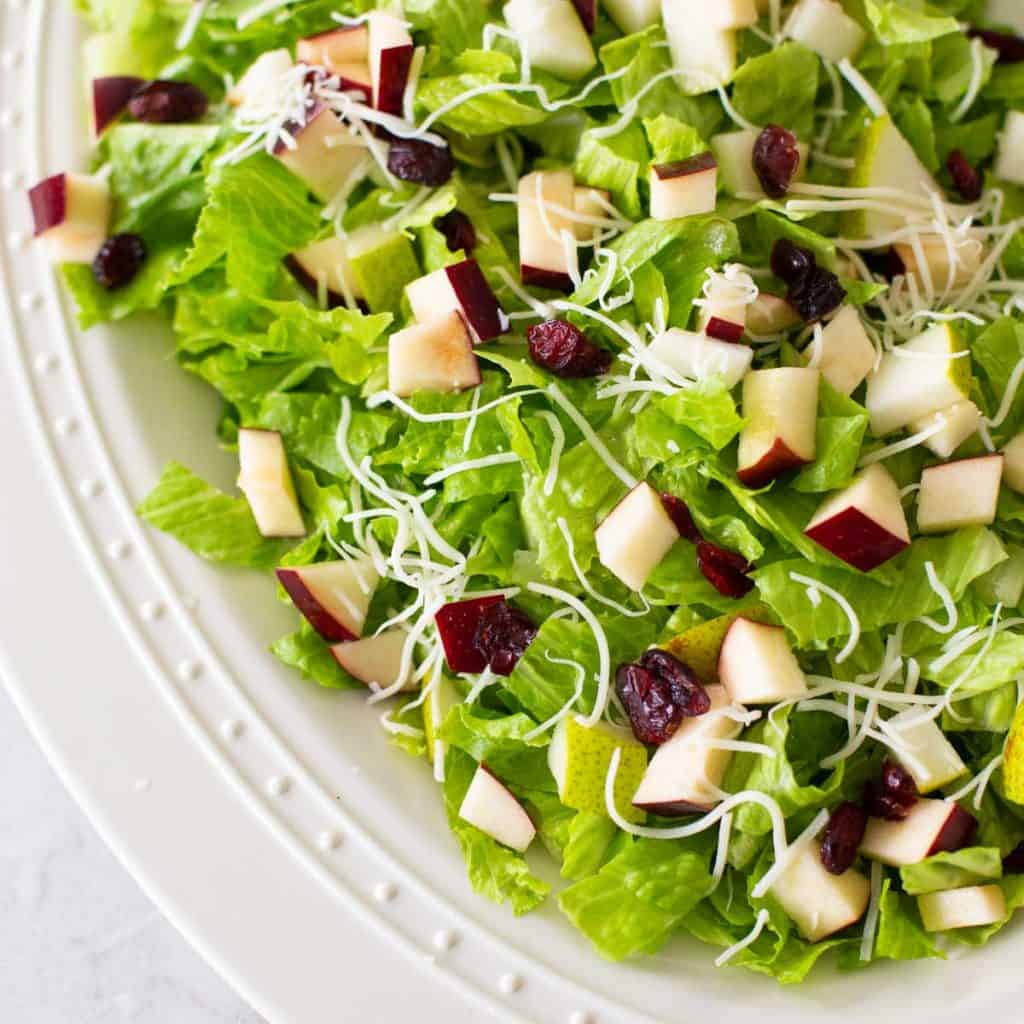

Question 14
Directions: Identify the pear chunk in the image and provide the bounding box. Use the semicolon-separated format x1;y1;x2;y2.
647;328;753;389
783;0;866;62
918;885;1007;932
910;400;981;460
503;0;597;80
1003;432;1024;493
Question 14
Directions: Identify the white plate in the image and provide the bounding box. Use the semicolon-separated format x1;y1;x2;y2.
3;3;1024;1022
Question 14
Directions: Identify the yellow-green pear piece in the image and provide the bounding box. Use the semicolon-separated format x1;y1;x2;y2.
1002;700;1024;804
664;603;772;683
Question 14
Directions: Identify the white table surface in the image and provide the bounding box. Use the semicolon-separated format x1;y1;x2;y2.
0;688;264;1024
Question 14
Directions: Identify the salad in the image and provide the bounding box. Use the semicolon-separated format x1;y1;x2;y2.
28;0;1024;984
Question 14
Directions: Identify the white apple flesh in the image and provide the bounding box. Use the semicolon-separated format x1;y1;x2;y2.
783;0;867;62
737;367;820;488
649;153;719;221
1003;432;1024;493
286;235;361;308
894;234;985;291
917;455;1003;533
804;463;910;572
368;11;414;116
917;884;1007;932
503;0;597;80
297;25;369;68
594;481;680;592
995;110;1024;187
811;305;876;397
602;0;660;34
458;764;536;852
237;428;306;538
405;260;506;344
662;0;739;94
710;128;809;198
910;400;981;460
987;0;1024;35
276;556;379;642
695;276;749;342
387;311;481;396
28;172;112;263
717;617;808;705
860;799;977;867
518;168;579;291
572;185;611;243
746;293;801;336
274;104;368;202
228;48;292;107
331;629;412;690
647;328;753;389
883;709;967;794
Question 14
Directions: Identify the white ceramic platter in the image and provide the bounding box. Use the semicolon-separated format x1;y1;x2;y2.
2;2;1023;1021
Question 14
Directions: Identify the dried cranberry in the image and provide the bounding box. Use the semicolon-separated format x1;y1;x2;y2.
753;124;801;199
92;233;146;290
821;801;867;875
696;541;755;599
947;149;983;202
473;601;537;676
788;265;846;323
616;649;711;745
435;209;477;253
1004;842;1024;874
968;27;1024;63
864;759;918;820
660;493;702;544
387;137;455;187
770;238;815;286
128;80;208;123
527;319;612;378
863;247;906;282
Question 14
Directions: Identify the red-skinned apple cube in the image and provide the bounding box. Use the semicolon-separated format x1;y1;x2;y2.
276;556;379;642
570;0;597;32
649;153;718;222
368;11;414;116
717;618;808;705
332;62;373;101
518;168;579;292
435;595;505;674
860;798;977;866
237;428;306;538
594;481;680;592
917;455;1003;533
812;305;876;396
331;629;411;690
696;275;748;340
918;885;1006;932
274;104;369;202
297;25;369;68
228;48;292;107
458;764;536;851
28;172;112;263
805;463;910;572
737;367;819;488
387;311;481;396
92;76;144;136
405;260;506;344
647;328;753;389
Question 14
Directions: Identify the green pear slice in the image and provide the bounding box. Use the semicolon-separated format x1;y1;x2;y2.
663;603;773;683
548;717;647;823
1002;700;1024;803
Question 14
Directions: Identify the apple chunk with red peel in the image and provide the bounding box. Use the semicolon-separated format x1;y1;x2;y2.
770;841;871;943
331;62;373;101
695;276;749;342
918;885;1006;932
916;455;1003;534
570;0;597;32
861;799;978;866
718;618;808;705
228;48;292;107
286;235;359;309
631;685;740;816
274;104;368;202
811;306;876;396
518;168;579;292
458;764;536;852
368;11;413;116
435;595;505;674
647;328;753;389
276;557;379;642
297;25;369;68
594;482;681;592
237;428;306;538
649;153;718;222
331;629;411;690
737;367;819;488
92;76;144;136
28;173;112;263
405;260;506;344
387;311;481;396
805;463;910;572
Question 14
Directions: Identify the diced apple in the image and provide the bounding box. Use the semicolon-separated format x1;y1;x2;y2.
570;0;597;32
276;556;379;642
286;235;360;308
297;25;369;69
405;260;506;344
909;400;981;460
695;276;748;341
805;464;909;572
710;128;809;198
917;455;1003;533
702;0;759;28
810;305;876;396
1003;432;1024;493
387;311;481;397
28;173;111;264
918;884;1007;932
331;62;373;101
746;292;801;336
459;764;536;851
237;428;305;538
662;0;739;94
649;153;718;221
860;799;978;866
518;168;579;291
995;110;1024;187
647;328;753;389
884;709;967;794
572;185;611;243
737;367;820;488
783;0;866;63
345;224;420;313
594;481;681;592
368;10;414;116
602;0;660;34
332;629;412;690
865;322;971;437
894;234;985;291
503;0;597;80
228;48;292;107
274;104;368;202
435;595;505;674
770;840;871;943
92;76;143;136
717;617;808;705
631;685;741;815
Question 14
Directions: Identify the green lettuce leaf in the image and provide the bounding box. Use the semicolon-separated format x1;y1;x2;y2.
900;847;1004;895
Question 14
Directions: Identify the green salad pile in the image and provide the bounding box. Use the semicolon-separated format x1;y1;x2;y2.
37;0;1024;983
